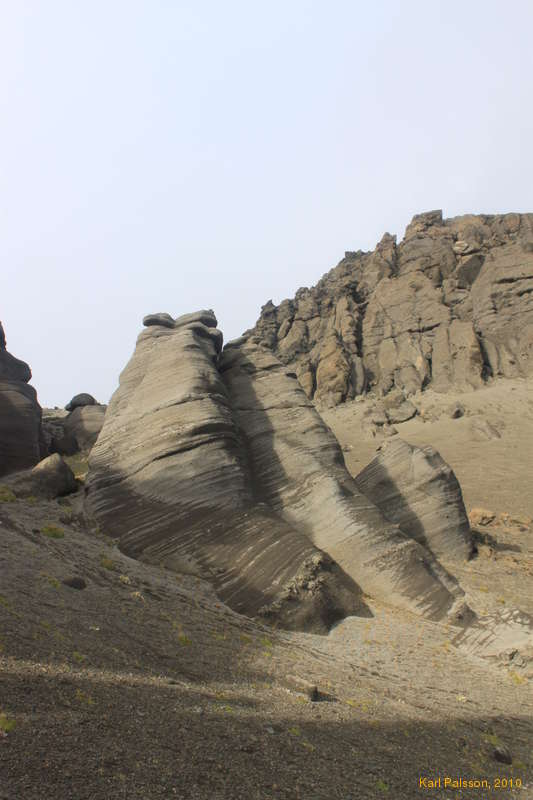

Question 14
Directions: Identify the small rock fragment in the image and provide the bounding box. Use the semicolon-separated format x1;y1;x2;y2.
469;508;496;527
493;745;512;765
62;577;87;590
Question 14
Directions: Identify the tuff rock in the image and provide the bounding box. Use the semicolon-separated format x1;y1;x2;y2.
86;311;472;632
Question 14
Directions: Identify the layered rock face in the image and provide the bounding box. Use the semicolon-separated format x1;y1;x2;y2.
248;211;533;406
87;311;471;632
0;322;44;477
354;439;473;562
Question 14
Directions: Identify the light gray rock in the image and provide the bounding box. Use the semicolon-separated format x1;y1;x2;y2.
221;339;467;622
142;312;175;328
86;314;363;634
86;312;471;631
354;438;473;562
5;453;77;499
63;405;106;451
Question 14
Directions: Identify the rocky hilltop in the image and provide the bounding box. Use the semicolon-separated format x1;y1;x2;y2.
248;211;533;406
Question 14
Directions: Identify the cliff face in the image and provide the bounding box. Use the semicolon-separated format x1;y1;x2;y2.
248;211;533;406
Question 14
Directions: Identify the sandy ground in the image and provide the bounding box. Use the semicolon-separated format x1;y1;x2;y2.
322;377;533;522
1;379;533;799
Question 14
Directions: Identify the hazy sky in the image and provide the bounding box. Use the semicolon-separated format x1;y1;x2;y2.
2;1;532;406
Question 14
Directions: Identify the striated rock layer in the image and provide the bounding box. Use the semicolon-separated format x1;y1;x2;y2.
354;439;473;562
0;322;44;477
248;211;533;406
87;311;472;632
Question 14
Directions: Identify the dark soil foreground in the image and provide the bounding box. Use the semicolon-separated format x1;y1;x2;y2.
1;485;532;800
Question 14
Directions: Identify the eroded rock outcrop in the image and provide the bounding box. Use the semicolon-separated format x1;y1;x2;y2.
354;439;473;562
0;322;44;477
4;453;77;499
43;397;106;455
87;312;472;632
248;211;533;406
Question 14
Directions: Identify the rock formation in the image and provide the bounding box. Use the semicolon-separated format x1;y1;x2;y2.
43;395;106;455
354;439;473;562
86;311;472;632
4;453;77;499
248;211;533;406
0;321;44;477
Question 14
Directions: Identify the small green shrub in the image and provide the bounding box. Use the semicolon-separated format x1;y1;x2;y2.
72;651;86;664
0;486;16;503
41;525;64;539
177;634;191;646
0;712;16;733
100;554;116;571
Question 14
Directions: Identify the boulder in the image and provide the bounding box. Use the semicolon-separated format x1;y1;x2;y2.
354;438;473;562
142;312;175;328
63;405;106;451
5;453;77;499
65;393;97;412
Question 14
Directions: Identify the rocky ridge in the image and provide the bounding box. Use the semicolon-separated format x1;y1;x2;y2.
248;210;533;407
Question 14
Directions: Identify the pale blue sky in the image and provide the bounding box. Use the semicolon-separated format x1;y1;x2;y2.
2;0;532;406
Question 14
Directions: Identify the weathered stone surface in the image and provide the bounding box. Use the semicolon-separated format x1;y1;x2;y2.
63;405;106;451
142;312;175;328
354;439;473;562
0;322;43;477
65;393;97;412
247;211;533;405
5;453;77;499
86;315;364;633
87;313;472;630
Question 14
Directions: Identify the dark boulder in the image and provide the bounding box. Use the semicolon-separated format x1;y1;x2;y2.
0;322;44;477
65;393;97;412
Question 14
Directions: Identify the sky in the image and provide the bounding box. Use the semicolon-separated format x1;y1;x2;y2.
1;0;532;407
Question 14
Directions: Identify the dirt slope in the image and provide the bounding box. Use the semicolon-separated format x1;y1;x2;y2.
1;486;532;799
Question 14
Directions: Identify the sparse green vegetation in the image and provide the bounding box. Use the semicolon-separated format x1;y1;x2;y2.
0;712;16;733
177;634;191;646
64;453;88;481
25;495;38;505
72;651;87;663
376;779;389;792
41;525;65;539
0;486;16;503
75;689;95;705
46;576;60;589
100;554;116;571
